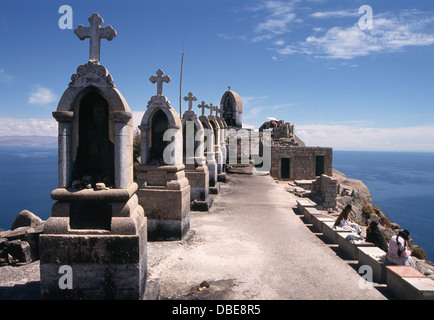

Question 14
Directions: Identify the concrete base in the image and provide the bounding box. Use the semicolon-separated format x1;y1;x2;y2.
386;266;434;300
312;214;334;233
303;207;320;223
337;232;375;260
147;212;190;241
137;186;190;241
209;183;220;195
296;199;316;214
218;173;227;182
191;196;214;212
39;225;147;300
357;246;390;284
322;221;353;244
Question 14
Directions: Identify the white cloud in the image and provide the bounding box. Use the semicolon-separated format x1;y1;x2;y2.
284;10;434;59
28;86;57;105
228;2;434;60
296;124;434;152
250;0;299;36
0;117;57;136
310;10;359;19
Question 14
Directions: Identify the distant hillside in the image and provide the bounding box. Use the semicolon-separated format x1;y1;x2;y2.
0;136;57;146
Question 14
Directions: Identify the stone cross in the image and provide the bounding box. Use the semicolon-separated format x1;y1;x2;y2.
197;101;208;117
74;12;117;62
183;92;197;111
208;103;219;116
216;107;224;118
149;69;171;95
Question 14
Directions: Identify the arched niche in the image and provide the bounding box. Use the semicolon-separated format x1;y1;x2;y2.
53;83;133;190
139;95;183;166
220;89;243;128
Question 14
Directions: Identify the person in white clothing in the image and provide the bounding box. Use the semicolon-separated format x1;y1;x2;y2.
386;229;416;268
333;204;362;235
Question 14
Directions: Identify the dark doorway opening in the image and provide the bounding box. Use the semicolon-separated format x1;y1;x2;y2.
149;109;169;164
281;158;290;179
315;155;325;176
75;91;114;187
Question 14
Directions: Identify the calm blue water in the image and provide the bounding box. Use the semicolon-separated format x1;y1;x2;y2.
333;150;434;261
0;146;57;230
0;147;432;261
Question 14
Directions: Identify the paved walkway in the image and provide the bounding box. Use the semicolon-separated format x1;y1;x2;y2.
0;173;390;300
147;174;389;300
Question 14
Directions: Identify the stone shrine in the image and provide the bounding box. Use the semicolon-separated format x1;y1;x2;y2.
39;13;147;299
136;69;191;241
181;92;211;211
207;103;224;177
215;106;228;181
221;86;243;128
198;101;220;194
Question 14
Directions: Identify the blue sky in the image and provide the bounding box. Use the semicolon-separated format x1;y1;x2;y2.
1;0;434;151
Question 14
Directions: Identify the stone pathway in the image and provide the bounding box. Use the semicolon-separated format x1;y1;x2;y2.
147;174;389;300
0;173;390;300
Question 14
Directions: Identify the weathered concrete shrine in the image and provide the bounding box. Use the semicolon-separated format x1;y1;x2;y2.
39;13;147;299
136;69;191;241
182;92;211;211
198;101;219;194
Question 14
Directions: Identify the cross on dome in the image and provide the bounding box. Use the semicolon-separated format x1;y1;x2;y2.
208;103;218;116
149;69;171;95
183;92;197;111
74;12;117;62
197;101;208;117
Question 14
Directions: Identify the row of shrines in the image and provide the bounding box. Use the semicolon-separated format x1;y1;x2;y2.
39;13;332;299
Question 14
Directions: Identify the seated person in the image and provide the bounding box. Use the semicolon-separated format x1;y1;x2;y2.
333;204;362;235
365;220;388;251
385;229;416;268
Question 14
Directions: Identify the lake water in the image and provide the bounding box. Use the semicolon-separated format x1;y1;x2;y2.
333;150;434;261
0;146;432;261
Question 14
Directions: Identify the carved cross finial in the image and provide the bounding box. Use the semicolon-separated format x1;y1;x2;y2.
228;85;231;91
216;107;224;118
149;69;171;95
197;101;208;117
208;103;219;116
74;12;117;62
183;92;197;111
208;103;215;115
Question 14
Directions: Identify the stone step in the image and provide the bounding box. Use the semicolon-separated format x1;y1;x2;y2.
303;207;321;223
322;221;353;244
386;265;434;300
357;246;391;284
336;232;375;260
312;214;335;233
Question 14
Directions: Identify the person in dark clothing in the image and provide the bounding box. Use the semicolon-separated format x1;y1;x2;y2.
365;220;388;252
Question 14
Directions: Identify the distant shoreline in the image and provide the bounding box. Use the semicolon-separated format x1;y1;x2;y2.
0;136;57;147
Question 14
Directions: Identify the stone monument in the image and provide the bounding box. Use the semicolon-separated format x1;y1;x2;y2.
215;106;228;182
39;13;147;299
136;69;191;240
198;101;219;194
182;92;211;211
208;104;224;179
220;86;242;128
